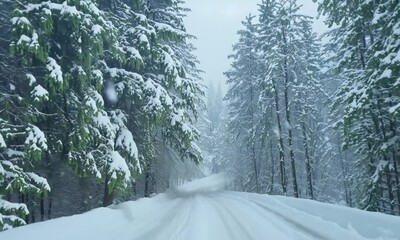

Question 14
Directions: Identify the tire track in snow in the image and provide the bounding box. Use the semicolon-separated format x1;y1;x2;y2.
218;193;330;240
165;196;196;240
176;194;240;240
131;197;194;240
242;195;369;240
205;194;255;240
248;199;329;240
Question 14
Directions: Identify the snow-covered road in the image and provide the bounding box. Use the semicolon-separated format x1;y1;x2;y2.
2;174;400;240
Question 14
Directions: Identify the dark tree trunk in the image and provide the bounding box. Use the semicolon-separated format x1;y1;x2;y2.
339;150;351;206
249;78;259;193
391;151;400;215
252;144;260;193
103;176;114;207
29;195;36;223
40;192;45;221
282;26;298;198
272;78;287;195
269;138;275;194
144;168;154;198
47;197;52;219
302;123;314;199
388;110;400;215
377;97;395;213
385;172;395;214
379;178;385;212
79;177;93;212
132;181;137;196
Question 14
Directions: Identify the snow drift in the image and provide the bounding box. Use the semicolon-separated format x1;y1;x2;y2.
1;174;400;240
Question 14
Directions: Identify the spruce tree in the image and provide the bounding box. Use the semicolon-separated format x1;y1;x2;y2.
316;0;400;214
257;0;289;195
258;0;322;197
98;0;203;198
225;15;263;193
11;0;142;208
0;0;50;230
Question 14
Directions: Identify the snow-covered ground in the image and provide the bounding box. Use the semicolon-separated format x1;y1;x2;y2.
2;174;400;240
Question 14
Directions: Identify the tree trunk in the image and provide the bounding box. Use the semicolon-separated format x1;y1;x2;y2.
269;138;275;194
348;188;353;208
103;176;114;207
79;177;92;212
302;123;314;199
379;178;385;212
40;192;45;221
144;167;154;198
252;144;260;193
249;77;259;193
339;151;350;206
272;78;287;195
385;171;395;214
388;109;400;215
47;197;52;219
391;151;400;215
282;26;298;198
30;206;36;223
377;98;395;213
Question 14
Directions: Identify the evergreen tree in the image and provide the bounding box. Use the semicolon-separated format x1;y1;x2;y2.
225;15;263;193
11;0;141;208
0;0;50;230
207;82;223;130
0;0;204;229
257;0;324;198
291;21;324;200
202;81;226;174
144;0;203;163
142;0;204;195
316;0;400;214
257;0;288;194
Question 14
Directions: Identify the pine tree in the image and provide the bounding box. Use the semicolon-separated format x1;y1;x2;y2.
316;0;400;214
142;0;204;195
225;15;262;193
10;0;142;208
369;0;400;214
291;21;324;200
203;81;227;174
207;82;223;130
144;0;204;163
1;0;204;227
258;0;322;198
97;0;203;198
0;0;50;230
257;0;288;194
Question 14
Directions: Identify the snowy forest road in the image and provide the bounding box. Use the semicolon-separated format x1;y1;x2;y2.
1;174;400;240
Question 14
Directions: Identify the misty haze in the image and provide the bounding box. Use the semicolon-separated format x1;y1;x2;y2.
1;0;400;239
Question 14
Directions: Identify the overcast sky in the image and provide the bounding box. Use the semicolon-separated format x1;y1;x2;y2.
183;0;328;93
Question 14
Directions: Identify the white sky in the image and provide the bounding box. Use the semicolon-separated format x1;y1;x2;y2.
183;0;328;93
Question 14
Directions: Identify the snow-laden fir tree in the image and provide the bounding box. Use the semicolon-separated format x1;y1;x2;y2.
10;0;141;208
257;0;288;195
289;20;325;200
0;0;203;229
225;15;263;193
221;0;332;199
94;0;203;197
316;0;400;214
257;0;325;198
142;0;204;195
198;81;227;175
367;0;400;214
0;0;50;230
